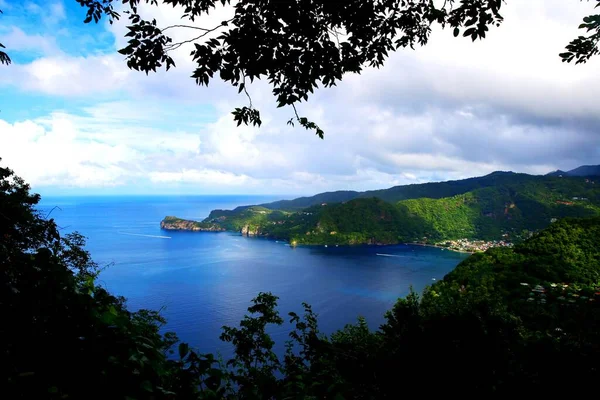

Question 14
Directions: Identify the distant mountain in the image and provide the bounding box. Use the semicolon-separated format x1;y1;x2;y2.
260;171;526;211
566;165;600;177
547;165;600;177
357;171;526;203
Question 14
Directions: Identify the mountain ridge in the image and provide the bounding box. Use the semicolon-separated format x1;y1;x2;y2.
546;164;600;177
258;171;523;211
161;171;600;246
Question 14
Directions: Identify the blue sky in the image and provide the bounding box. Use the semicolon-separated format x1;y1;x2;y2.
0;0;599;197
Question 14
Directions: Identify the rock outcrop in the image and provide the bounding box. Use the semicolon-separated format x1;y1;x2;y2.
160;217;225;232
241;224;261;236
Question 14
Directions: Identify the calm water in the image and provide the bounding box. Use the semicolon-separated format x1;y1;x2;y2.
38;195;469;355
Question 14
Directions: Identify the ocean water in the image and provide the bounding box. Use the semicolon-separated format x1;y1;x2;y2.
38;195;469;356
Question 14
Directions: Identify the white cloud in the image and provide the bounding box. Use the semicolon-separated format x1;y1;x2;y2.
0;27;58;55
149;169;252;186
0;116;137;187
339;0;600;121
22;54;129;96
1;0;599;194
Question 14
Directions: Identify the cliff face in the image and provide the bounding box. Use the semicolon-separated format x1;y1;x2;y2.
160;217;225;232
241;225;262;236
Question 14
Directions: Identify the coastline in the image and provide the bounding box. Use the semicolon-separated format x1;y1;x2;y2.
160;219;478;254
161;224;477;254
407;242;475;255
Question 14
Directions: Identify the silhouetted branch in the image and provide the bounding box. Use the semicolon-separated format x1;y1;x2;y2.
164;18;234;52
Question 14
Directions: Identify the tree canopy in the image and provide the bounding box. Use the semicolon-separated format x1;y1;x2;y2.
2;1;599;135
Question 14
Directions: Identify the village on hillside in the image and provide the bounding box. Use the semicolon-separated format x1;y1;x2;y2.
437;238;514;253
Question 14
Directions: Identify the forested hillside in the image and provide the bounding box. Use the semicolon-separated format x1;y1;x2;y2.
163;173;600;245
399;177;600;240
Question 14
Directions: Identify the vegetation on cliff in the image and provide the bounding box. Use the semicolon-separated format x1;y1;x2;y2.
164;173;600;246
161;216;226;231
5;160;600;397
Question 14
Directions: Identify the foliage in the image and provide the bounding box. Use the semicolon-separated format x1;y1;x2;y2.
162;215;226;231
560;0;600;63
1;161;180;399
205;206;292;233
57;0;596;137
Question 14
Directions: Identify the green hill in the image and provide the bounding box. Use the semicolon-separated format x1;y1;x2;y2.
446;216;600;290
400;177;600;241
267;198;431;245
162;173;600;245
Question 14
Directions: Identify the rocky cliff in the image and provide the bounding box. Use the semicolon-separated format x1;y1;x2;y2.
160;216;226;232
241;224;262;236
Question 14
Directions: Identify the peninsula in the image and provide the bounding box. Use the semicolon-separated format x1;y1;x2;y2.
161;169;600;247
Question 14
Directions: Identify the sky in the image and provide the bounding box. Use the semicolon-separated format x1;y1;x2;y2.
0;0;598;197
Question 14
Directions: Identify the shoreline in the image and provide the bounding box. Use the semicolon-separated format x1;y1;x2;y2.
162;225;477;254
407;242;475;255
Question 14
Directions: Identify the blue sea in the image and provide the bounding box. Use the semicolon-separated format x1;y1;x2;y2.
37;195;469;356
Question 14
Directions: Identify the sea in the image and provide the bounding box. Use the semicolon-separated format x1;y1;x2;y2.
37;195;469;356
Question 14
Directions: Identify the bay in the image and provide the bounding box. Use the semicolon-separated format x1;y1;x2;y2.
38;195;469;355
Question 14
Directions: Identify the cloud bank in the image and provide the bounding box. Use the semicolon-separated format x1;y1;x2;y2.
0;0;598;195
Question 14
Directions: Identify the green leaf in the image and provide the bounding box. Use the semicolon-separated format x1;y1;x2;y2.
178;342;189;359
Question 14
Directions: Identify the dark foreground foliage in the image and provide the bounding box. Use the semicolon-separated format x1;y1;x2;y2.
2;163;600;398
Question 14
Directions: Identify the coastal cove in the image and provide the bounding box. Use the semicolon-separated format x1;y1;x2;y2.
161;172;600;249
37;195;469;355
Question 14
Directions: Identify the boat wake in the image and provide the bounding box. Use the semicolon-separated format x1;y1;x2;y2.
376;253;404;258
118;232;171;239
